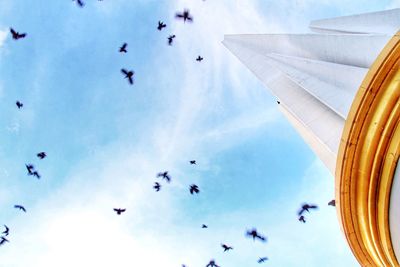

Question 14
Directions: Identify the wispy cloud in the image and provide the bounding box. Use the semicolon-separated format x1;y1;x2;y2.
0;1;279;266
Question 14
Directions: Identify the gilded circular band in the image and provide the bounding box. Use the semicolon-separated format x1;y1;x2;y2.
336;32;400;266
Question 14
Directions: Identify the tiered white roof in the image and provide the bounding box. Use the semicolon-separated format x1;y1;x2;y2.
223;8;400;173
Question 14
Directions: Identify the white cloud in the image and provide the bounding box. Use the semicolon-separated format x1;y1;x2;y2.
0;1;278;265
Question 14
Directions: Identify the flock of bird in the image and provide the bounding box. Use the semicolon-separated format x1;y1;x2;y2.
2;2;337;266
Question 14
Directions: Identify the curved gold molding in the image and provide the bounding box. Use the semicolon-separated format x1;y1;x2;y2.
336;31;400;267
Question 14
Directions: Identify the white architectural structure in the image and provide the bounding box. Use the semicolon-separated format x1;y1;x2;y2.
224;9;400;266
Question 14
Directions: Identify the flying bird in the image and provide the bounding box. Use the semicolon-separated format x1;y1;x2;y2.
119;43;127;53
2;225;9;236
113;208;126;215
258;257;268;263
298;215;306;223
121;69;134;85
10;28;26;40
189;184;200;194
73;0;85;7
16;101;23;109
0;237;9;246
221;244;233;252
298;203;318;216
246;228;267;242
206;260;219;267
167;35;176;46
37;152;46;159
202;224;208;228
157;171;171;183
32;171;41;179
328;199;336;207
175;9;193;23
153;182;161;192
157;21;166;31
190;160;196;165
196;56;203;62
25;164;34;175
14;205;26;212
277;101;281;104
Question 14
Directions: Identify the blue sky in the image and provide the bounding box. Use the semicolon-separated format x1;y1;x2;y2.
0;0;396;266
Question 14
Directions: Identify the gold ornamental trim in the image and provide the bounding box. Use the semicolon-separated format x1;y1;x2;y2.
336;32;400;267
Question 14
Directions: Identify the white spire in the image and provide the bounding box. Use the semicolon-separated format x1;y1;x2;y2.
223;8;400;174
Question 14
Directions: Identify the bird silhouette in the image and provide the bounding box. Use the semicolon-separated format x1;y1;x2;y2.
121;69;134;85
2;225;9;236
298;203;318;216
157;21;166;31
14;205;26;212
258;257;268;263
157;171;171;183
202;224;208;228
298;215;306;223
0;237;9;246
73;0;84;7
206;259;219;267
167;35;176;46
328;200;336;207
175;9;193;23
277;101;281;104
25;164;34;175
16;101;23;109
37;152;46;159
190;160;196;165
196;56;203;62
119;43;127;53
153;182;161;192
221;244;233;252
113;208;126;215
10;28;26;40
32;171;41;179
189;184;200;194
246;228;267;242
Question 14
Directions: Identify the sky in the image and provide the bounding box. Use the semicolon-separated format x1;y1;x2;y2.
0;0;397;266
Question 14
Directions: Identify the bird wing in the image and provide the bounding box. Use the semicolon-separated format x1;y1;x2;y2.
19;33;26;38
128;76;133;84
15;205;26;212
298;208;305;216
10;28;16;35
121;69;128;75
175;13;184;18
258;235;266;242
